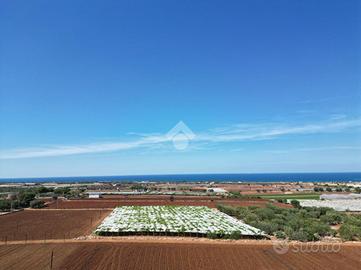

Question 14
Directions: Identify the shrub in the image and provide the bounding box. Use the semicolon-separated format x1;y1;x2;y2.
206;232;218;239
229;231;241;240
288;216;305;231
36;186;54;194
290;200;301;208
254;207;275;220
30;200;45;209
256;221;278;235
320;212;343;225
217;204;238;217
289;230;309;242
229;191;243;198
303;221;332;240
339;224;361;241
0;200;11;211
54;187;71;195
0;200;19;211
274;230;287;239
243;212;260;225
344;215;361;227
18;191;36;207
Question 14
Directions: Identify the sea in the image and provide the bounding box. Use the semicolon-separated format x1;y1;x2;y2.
0;172;361;183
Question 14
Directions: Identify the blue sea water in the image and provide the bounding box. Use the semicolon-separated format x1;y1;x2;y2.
0;172;361;183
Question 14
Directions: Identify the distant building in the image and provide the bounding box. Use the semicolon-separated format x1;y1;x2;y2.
88;192;102;199
207;188;227;194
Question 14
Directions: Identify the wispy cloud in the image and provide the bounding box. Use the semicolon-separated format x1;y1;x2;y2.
298;94;358;104
267;146;361;154
1;116;361;159
196;117;361;142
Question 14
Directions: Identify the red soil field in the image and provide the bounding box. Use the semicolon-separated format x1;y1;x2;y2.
0;210;110;242
46;197;291;209
101;195;221;200
0;242;360;270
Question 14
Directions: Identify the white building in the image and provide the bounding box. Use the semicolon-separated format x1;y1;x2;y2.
88;192;102;199
207;188;227;194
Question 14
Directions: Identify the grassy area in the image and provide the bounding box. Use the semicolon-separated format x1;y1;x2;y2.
254;193;320;200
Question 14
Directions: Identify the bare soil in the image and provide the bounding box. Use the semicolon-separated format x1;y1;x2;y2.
46;196;291;209
0;210;110;241
0;241;360;270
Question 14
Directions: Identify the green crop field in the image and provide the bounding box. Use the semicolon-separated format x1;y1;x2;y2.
255;193;320;200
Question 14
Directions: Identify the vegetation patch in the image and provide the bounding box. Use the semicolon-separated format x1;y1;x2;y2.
254;193;320;200
217;203;361;241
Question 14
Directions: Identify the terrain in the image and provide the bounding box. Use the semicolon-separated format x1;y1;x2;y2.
0;185;360;270
45;197;291;209
0;241;360;270
0;210;110;241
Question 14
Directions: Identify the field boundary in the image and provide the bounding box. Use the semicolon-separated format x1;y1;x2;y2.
1;237;360;247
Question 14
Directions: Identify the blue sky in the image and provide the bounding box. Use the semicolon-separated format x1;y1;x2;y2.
0;0;360;177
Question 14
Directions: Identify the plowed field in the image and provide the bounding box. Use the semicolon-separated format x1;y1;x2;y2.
0;210;110;241
46;197;291;209
0;242;360;270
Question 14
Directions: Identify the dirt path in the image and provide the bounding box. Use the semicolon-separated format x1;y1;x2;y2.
1;236;361;247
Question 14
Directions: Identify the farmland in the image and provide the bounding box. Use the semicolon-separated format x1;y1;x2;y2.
0;242;360;270
0;189;359;270
255;193;321;200
0;210;110;241
95;206;264;237
45;197;291;209
299;199;361;212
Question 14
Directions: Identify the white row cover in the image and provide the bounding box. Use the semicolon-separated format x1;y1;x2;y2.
320;193;361;200
300;199;361;211
95;206;264;236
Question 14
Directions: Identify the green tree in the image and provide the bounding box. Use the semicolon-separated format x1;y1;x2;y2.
229;231;241;240
54;187;71;196
339;224;361;241
274;230;287;239
30;200;45;209
320;212;343;225
289;230;309;242
36;186;54;194
18;191;36;207
0;200;11;211
290;200;301;208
